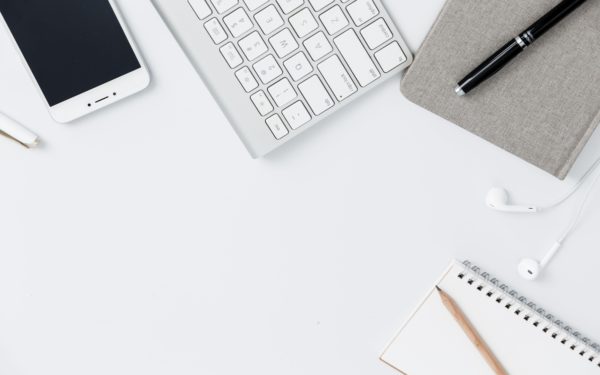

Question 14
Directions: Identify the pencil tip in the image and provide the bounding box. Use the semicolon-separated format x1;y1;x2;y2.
435;286;441;292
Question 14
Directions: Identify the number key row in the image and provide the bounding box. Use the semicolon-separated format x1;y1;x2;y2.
201;4;284;45
194;0;383;42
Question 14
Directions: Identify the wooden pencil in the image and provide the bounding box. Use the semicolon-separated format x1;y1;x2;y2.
436;286;508;375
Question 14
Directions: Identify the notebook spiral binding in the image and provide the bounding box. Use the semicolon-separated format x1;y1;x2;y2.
459;261;600;368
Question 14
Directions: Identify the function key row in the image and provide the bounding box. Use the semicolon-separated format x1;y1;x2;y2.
191;0;379;19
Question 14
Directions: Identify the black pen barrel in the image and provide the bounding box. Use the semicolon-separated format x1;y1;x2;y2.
456;0;588;95
525;0;588;41
456;40;523;95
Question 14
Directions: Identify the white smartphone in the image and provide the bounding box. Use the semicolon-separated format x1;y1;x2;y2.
0;0;150;123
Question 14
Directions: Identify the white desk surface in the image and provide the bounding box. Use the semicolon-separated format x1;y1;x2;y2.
1;1;599;374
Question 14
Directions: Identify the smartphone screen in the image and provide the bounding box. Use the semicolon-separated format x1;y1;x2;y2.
0;0;141;106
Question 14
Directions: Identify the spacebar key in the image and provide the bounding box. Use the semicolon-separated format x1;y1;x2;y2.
334;30;380;87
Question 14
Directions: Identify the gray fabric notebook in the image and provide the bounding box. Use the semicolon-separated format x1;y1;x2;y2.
401;0;600;179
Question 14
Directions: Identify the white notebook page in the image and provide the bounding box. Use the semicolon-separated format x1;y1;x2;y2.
381;261;600;375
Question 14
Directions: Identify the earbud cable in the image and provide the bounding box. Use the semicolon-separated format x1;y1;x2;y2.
557;163;600;244
543;156;600;210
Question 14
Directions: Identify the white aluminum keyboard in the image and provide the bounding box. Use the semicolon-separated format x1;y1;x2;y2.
153;0;413;156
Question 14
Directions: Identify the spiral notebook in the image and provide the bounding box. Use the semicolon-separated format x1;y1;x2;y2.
401;0;600;179
380;261;600;374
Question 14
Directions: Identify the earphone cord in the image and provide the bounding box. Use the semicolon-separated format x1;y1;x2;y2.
544;156;600;210
557;164;600;243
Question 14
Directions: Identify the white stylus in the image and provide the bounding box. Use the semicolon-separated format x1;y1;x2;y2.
0;111;39;148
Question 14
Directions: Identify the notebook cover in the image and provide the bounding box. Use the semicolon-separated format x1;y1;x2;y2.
401;0;600;179
380;261;600;374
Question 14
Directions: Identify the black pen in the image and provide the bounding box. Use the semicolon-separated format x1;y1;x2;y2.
455;0;588;96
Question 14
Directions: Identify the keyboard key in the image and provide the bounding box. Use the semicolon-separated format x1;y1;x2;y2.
374;42;407;72
318;55;357;101
307;0;333;12
209;0;238;14
268;78;297;107
319;5;349;35
346;0;379;26
238;31;268;61
253;55;283;84
204;18;228;44
334;29;380;87
223;8;253;37
235;67;259;92
282;101;311;130
276;0;304;14
155;0;415;153
304;32;333;61
251;90;274;115
360;18;392;49
298;76;334;115
289;8;318;38
266;114;289;139
220;42;243;68
243;0;268;11
189;0;212;20
284;51;313;81
254;5;284;35
269;28;299;58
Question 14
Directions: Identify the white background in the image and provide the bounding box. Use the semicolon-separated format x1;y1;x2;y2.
1;1;599;374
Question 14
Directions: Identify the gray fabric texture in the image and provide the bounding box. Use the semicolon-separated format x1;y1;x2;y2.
401;0;600;179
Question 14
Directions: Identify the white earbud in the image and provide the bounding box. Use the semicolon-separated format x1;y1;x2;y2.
518;241;562;280
486;187;538;213
488;156;600;281
486;156;600;215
